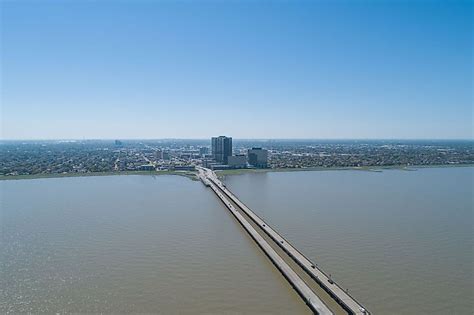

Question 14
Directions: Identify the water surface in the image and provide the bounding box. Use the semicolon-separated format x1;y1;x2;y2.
1;175;309;314
224;167;473;314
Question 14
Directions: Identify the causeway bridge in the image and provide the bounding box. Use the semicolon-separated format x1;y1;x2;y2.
197;167;370;315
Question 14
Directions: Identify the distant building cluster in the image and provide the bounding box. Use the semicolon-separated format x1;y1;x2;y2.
0;139;471;177
208;136;268;170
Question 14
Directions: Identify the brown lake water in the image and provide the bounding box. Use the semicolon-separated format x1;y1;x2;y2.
1;175;308;314
1;167;472;314
223;167;473;314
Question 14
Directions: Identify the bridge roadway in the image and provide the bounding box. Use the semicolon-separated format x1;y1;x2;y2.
198;167;370;315
202;172;333;315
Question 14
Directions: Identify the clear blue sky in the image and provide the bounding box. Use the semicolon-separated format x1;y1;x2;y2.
1;0;472;139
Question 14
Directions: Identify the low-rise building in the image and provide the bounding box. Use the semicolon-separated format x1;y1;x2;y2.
139;164;155;171
228;154;247;168
173;165;195;171
210;164;231;170
202;159;215;168
248;148;268;168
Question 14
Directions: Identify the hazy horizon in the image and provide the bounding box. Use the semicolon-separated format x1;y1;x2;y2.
1;137;473;141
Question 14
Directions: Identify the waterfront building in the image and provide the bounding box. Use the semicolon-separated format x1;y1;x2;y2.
227;155;247;168
139;164;155;171
202;159;215;168
211;136;232;164
248;147;268;168
210;164;231;170
173;165;195;171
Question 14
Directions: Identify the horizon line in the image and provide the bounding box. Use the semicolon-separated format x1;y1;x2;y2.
1;137;473;142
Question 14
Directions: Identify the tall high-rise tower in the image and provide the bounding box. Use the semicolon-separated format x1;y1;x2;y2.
211;136;232;164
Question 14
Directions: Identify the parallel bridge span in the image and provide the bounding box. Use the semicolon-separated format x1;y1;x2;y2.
197;167;370;315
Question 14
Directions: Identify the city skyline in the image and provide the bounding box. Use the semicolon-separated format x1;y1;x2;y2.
2;137;474;141
2;1;472;140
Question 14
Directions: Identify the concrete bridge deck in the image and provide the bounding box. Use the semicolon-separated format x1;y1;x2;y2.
207;177;333;315
198;167;370;315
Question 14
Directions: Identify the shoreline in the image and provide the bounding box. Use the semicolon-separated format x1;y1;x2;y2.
0;170;198;181
215;163;474;176
1;164;472;181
